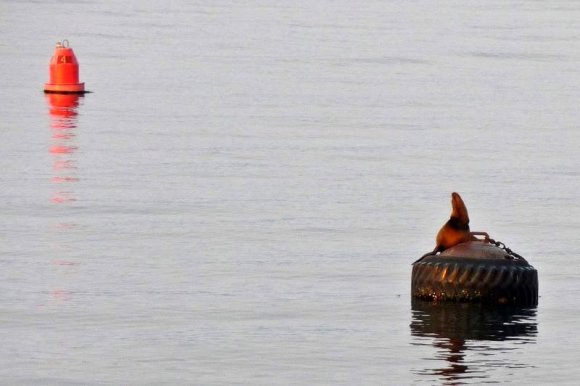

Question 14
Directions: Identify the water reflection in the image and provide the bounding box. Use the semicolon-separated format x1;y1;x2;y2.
44;93;82;307
410;299;537;384
47;93;81;204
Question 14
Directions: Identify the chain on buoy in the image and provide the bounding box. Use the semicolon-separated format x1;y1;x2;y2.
44;40;86;94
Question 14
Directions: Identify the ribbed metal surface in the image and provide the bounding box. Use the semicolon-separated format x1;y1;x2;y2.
412;255;538;306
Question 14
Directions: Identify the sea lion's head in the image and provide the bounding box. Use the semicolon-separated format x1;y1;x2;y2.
450;192;469;224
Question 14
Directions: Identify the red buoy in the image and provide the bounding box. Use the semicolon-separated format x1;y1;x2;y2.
44;40;86;94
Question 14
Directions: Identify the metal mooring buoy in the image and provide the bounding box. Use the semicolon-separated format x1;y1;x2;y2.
412;240;538;306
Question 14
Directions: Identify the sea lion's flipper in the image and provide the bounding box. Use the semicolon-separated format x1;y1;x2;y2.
412;246;441;264
469;231;489;241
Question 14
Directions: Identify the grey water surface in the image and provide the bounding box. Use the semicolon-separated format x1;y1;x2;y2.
1;1;580;384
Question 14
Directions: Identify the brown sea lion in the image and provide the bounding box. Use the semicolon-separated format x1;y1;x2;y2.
415;192;488;263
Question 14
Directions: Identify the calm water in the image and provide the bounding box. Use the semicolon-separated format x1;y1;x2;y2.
1;1;580;384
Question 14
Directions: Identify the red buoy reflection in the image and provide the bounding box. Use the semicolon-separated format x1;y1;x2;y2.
41;93;84;309
46;93;81;204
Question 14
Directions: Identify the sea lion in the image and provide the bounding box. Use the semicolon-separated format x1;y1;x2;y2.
415;192;488;263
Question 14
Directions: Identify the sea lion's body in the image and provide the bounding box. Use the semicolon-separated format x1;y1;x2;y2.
415;192;488;262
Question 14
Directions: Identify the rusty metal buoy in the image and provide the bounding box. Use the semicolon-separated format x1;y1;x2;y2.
412;241;538;306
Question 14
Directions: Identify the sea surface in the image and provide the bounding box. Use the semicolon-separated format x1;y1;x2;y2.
1;1;580;384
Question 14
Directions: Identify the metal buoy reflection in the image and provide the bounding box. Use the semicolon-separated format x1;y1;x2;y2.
411;299;537;384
